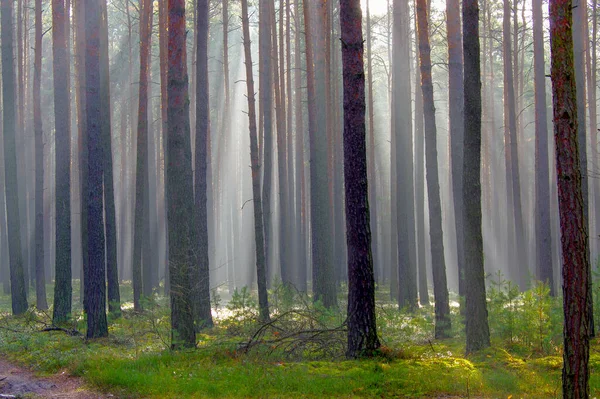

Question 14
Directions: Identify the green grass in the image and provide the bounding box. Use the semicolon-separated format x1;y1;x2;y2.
0;284;598;398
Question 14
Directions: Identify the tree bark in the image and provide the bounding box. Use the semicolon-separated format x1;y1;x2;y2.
241;0;270;322
1;0;28;315
167;0;197;349
549;0;591;395
193;0;214;330
340;0;381;359
51;0;72;323
463;0;491;353
84;0;108;339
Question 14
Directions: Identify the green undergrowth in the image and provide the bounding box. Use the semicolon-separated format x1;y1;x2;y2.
0;282;599;398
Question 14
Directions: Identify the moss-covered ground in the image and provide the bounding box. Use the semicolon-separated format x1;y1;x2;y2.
0;281;598;398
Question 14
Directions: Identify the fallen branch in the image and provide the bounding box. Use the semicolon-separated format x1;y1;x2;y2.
41;327;82;336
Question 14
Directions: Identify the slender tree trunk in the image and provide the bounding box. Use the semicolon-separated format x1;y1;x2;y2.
133;0;152;311
305;0;337;308
503;0;527;288
294;0;307;292
84;0;108;339
414;8;429;306
167;0;197;349
241;0;270;322
447;0;465;298
416;0;451;338
74;0;86;306
193;0;214;330
1;0;28;315
340;0;381;359
549;0;591;395
463;0;491;353
533;0;553;294
393;0;417;310
366;0;380;283
33;0;47;310
260;0;274;283
276;0;291;285
158;0;169;295
52;0;72;323
100;0;120;316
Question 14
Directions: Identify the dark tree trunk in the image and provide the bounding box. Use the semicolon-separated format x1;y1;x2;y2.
413;11;429;307
193;0;214;330
572;0;593;339
84;0;108;339
447;0;465;298
33;0;47;310
416;0;451;338
100;0;120;317
305;0;337;308
1;0;28;315
533;0;553;294
133;0;153;312
167;0;197;349
51;0;72;323
241;0;270;322
549;0;591;395
393;0;417;311
340;0;381;359
260;0;274;283
463;0;490;353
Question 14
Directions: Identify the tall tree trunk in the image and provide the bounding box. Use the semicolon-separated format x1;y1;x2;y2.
533;0;553;294
133;0;152;311
33;0;47;310
366;0;380;283
193;0;214;330
1;0;28;315
241;0;270;322
84;0;108;339
463;0;491;353
305;0;337;308
340;0;381;359
573;0;593;338
276;0;291;285
100;0;120;317
74;0;86;306
549;0;591;395
416;0;451;338
393;0;417;310
260;0;274;283
413;9;429;306
294;0;307;291
503;0;527;288
167;0;197;349
447;0;465;298
52;0;72;323
158;0;169;295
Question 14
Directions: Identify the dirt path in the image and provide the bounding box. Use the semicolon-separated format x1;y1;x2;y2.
0;359;111;398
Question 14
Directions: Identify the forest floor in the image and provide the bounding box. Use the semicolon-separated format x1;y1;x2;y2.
0;358;107;398
0;282;599;398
